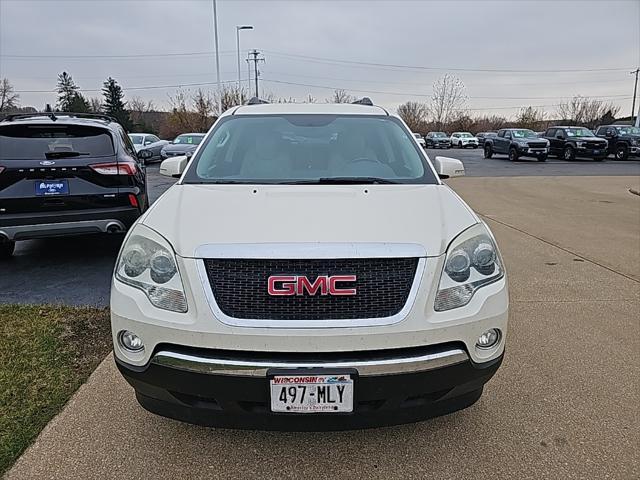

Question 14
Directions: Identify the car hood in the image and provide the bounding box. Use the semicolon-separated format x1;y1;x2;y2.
162;143;198;153
142;184;479;258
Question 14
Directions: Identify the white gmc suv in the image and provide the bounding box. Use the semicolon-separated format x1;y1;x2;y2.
111;99;508;430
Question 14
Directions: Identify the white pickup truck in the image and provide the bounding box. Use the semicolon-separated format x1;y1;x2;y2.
110;99;508;430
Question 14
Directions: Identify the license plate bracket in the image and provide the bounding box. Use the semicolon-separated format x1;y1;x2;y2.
268;368;356;414
35;179;69;196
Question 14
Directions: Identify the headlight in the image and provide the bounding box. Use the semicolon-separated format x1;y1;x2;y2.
629;139;637;146
435;223;504;311
115;224;188;313
576;141;585;147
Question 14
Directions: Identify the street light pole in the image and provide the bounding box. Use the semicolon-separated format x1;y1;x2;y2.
236;25;253;93
212;0;221;115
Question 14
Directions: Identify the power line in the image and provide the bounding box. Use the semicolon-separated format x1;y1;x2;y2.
1;48;630;73
14;79;238;94
0;51;235;59
260;78;629;100
262;50;631;74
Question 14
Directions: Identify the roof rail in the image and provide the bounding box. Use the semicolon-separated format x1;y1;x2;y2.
1;112;116;123
352;97;374;106
246;97;270;105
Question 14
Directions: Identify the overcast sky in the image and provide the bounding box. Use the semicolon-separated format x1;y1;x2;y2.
0;0;638;118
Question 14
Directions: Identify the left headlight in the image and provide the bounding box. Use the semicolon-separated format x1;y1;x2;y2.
115;224;188;313
434;222;504;312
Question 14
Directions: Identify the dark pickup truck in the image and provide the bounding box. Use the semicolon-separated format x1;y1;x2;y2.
543;126;608;161
483;128;549;162
594;125;640;160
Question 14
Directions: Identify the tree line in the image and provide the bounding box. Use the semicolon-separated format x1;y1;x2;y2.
0;73;623;138
395;73;621;133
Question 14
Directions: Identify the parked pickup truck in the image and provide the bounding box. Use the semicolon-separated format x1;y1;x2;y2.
594;124;640;160
543;126;608;161
483;128;549;162
111;98;508;431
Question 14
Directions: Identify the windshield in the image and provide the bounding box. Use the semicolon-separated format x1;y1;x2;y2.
174;134;204;145
413;133;422;138
432;132;447;138
0;124;115;160
511;129;537;138
129;134;143;145
183;115;437;185
565;128;594;137
615;126;640;135
459;133;473;138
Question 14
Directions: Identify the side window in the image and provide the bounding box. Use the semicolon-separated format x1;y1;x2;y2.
497;130;505;138
546;128;556;138
119;128;137;157
504;131;512;139
556;129;565;139
150;135;160;143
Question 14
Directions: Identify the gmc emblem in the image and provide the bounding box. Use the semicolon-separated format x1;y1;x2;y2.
268;275;357;296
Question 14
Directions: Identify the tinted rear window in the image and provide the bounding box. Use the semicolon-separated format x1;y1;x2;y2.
0;124;115;159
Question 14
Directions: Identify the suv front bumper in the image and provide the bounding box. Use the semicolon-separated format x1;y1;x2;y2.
116;344;503;430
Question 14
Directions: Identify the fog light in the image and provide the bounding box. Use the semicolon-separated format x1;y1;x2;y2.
476;328;500;350
119;330;144;352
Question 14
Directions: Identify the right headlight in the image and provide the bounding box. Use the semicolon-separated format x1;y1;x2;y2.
434;222;504;312
115;224;188;313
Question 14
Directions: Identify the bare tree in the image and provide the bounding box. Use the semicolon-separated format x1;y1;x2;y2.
397;101;429;132
430;74;468;128
556;95;621;128
193;89;215;131
0;78;20;111
327;89;355;104
166;89;196;136
212;85;247;116
89;96;103;113
516;106;546;130
305;94;317;104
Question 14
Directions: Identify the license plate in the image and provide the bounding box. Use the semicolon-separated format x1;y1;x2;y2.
593;149;600;154
270;374;354;413
35;179;69;196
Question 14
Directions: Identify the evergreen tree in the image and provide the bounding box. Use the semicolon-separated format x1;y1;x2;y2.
56;72;80;111
102;77;131;129
68;92;91;113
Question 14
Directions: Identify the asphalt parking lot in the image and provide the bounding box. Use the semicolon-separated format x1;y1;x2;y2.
7;174;639;480
1;150;638;307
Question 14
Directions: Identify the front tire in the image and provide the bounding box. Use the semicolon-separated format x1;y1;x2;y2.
508;147;519;162
563;145;575;161
458;141;463;148
484;144;493;159
615;145;629;160
0;240;16;259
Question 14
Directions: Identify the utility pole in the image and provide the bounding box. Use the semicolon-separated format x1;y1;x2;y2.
247;49;265;98
212;0;221;115
631;68;639;124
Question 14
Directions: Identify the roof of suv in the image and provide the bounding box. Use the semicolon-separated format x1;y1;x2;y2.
227;102;388;117
0;112;118;130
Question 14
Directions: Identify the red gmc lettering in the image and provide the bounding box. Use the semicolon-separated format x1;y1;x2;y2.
267;275;357;296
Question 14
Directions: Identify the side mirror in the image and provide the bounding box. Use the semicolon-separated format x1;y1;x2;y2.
160;155;189;178
434;156;465;179
605;131;613;137
137;149;153;161
556;134;563;139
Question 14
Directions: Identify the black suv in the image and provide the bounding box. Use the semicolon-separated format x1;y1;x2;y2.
424;132;451;148
483;128;550;162
594;124;640;160
0;112;150;258
543;126;608;161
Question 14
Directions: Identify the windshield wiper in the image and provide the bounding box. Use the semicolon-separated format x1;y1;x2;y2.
44;151;90;159
285;177;401;185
